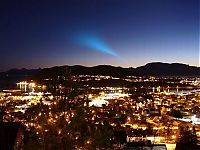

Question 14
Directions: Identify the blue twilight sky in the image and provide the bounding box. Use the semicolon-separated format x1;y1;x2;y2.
0;0;199;71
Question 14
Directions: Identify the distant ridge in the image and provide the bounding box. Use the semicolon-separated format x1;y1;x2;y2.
135;62;200;76
32;62;200;80
0;62;200;82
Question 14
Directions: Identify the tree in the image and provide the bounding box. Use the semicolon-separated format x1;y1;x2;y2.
175;126;198;150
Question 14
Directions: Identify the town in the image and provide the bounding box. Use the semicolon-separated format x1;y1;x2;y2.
0;74;200;150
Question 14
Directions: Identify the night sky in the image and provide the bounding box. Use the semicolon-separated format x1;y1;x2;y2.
0;0;199;71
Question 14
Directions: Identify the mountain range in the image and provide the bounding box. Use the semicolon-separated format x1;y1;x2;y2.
0;62;199;81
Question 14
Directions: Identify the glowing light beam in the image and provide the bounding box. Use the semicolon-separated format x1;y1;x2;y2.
73;34;119;57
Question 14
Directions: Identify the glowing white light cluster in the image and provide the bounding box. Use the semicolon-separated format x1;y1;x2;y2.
89;99;108;107
89;92;130;107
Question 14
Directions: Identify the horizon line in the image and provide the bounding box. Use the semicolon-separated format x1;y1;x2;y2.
1;61;199;72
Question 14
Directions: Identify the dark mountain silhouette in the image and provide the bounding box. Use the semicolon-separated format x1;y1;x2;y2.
33;65;137;80
0;62;200;85
32;62;200;80
135;62;200;76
